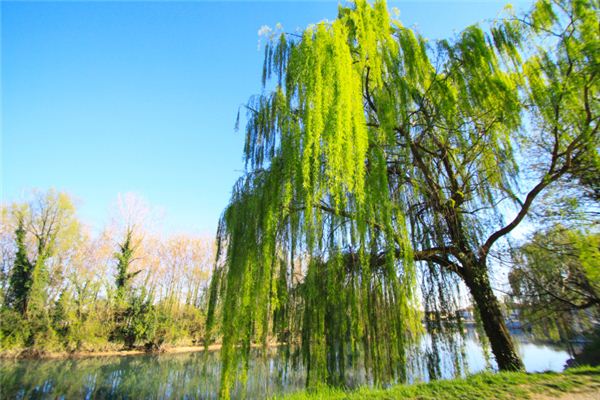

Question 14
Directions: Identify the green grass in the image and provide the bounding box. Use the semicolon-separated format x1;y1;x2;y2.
275;366;600;399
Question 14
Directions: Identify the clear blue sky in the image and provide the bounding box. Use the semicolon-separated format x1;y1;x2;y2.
2;1;533;235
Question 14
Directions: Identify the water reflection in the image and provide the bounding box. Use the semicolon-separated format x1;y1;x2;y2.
409;330;571;383
0;332;571;399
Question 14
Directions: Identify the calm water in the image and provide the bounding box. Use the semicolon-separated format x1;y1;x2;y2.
0;332;571;399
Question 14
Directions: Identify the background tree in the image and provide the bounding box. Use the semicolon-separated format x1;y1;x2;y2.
509;224;599;341
209;0;598;394
1;190;213;354
114;228;141;300
1;190;80;349
110;226;147;349
0;206;15;303
5;216;34;314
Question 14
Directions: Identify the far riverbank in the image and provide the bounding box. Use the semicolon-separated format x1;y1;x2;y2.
0;342;255;360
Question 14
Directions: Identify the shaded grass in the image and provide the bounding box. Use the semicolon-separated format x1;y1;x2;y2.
275;366;600;399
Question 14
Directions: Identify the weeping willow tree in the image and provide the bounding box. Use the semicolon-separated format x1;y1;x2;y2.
208;0;599;396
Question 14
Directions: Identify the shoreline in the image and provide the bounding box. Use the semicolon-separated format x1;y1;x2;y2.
0;342;282;360
0;344;219;360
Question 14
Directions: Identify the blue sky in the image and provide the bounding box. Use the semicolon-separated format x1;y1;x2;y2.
2;0;533;235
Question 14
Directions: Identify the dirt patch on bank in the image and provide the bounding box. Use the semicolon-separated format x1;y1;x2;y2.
0;344;218;359
0;342;282;360
533;389;600;400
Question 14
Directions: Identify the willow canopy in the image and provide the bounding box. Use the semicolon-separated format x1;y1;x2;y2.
208;0;599;396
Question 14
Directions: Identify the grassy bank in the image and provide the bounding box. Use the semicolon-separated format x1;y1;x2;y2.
277;366;600;400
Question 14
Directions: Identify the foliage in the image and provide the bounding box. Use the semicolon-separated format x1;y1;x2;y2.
210;0;599;394
1;191;81;352
110;228;153;349
0;190;213;355
52;290;85;351
5;217;34;314
114;228;141;300
570;327;600;367
112;289;156;349
509;224;600;341
0;308;31;349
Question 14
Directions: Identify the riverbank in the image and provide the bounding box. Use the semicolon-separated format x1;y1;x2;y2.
0;341;284;360
276;366;600;400
0;343;221;359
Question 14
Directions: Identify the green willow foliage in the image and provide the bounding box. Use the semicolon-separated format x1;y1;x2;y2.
210;0;599;396
213;5;419;395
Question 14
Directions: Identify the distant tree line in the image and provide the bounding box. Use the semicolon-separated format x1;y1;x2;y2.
0;190;213;355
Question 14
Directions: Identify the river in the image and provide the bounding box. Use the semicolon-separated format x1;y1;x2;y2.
0;331;571;399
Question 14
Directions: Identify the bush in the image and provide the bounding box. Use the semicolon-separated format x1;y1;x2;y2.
111;290;155;349
0;308;30;350
569;328;600;367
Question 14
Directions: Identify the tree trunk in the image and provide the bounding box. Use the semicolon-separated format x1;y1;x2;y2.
464;263;525;372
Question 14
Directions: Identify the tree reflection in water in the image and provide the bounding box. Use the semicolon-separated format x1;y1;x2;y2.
0;333;570;399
